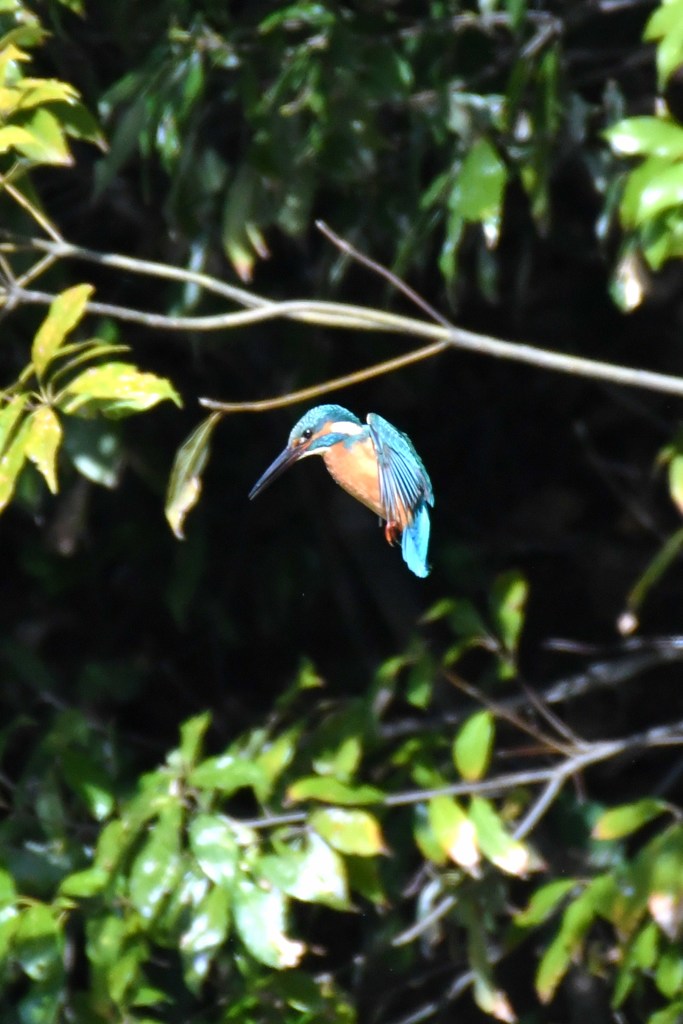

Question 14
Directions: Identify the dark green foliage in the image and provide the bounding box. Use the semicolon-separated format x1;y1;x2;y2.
1;1;683;1023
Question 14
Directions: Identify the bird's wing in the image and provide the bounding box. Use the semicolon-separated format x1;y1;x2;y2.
367;414;433;527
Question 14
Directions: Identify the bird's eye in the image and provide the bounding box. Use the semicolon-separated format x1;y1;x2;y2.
301;427;313;441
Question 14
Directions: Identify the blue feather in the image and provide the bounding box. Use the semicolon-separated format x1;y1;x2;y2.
401;503;431;577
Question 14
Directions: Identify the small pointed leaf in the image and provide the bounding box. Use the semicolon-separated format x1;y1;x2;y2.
593;799;669;840
453;710;495;781
165;412;222;539
32;284;93;378
310;808;387;857
24;406;62;493
61;362;181;418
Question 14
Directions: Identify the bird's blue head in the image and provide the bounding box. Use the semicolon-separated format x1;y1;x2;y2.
249;404;363;500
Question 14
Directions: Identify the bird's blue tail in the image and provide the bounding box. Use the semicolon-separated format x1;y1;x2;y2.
401;504;431;578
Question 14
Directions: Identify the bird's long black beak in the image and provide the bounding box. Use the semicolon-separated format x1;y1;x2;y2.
248;445;301;500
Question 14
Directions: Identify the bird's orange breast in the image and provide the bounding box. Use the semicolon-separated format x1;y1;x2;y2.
323;436;384;519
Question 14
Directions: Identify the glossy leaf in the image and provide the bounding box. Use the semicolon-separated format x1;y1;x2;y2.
287;776;384;805
61;362;181;418
233;878;304;968
593;799;669;840
24;406;62;494
14;904;61;981
189;753;267;796
606;117;683;159
259;833;350;909
453;710;495;781
165;412;222;539
428;795;480;873
14;106;72;164
31;284;93;378
470;797;540;875
180;884;230;954
513;879;576;928
129;808;183;920
310;807;386;857
188;813;239;887
0;415;30;512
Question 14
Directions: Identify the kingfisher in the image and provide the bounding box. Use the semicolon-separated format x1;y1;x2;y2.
248;404;434;577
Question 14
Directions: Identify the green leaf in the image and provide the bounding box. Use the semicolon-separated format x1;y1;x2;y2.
470;796;540;876
14;106;72;164
287;776;384;805
669;454;683;514
31;285;93;377
606;117;683;159
165;412;222;539
593;799;669;840
453;710;495;781
233;878;304;968
180;884;230;954
177;712;211;768
536;884;599;1002
129;808;183;920
24;406;61;494
454;137;506;245
189;753;267;796
259;834;350;909
648;1001;683;1024
61;748;114;821
188;814;239;887
656;945;683;999
490;570;528;653
61;362;182;418
428;795;480;872
310;808;387;857
513;879;576;928
0;414;31;512
645;0;683;86
58;866;109;898
14;904;61;982
0;394;28;455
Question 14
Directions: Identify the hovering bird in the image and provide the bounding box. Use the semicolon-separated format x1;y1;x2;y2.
249;404;434;577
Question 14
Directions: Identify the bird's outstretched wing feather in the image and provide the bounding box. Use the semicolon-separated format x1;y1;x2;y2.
367;414;433;526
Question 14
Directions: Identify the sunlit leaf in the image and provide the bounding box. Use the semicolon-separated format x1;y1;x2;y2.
233;878;304;968
287;776;384;805
14;904;61;981
0;415;30;512
453;710;495;781
14;106;72;163
536;884;599;1002
61;362;181;418
129;808;183;921
513;879;576;928
24;405;62;493
259;833;350;909
189;753;267;796
310;807;387;857
606;117;683;159
470;797;541;875
180;884;230;954
31;284;93;378
188;814;239;887
593;799;669;840
428;795;480;873
490;570;528;654
165;412;222;539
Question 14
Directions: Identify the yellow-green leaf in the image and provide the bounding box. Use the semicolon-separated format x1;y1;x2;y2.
670;455;683;515
428;795;480;873
32;284;93;378
453;710;495;781
287;776;383;805
0;123;36;153
593;799;669;841
61;362;181;418
310;808;387;857
0;415;30;512
24;406;61;493
0;394;28;455
14;106;72;164
470;796;541;876
165;412;222;539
